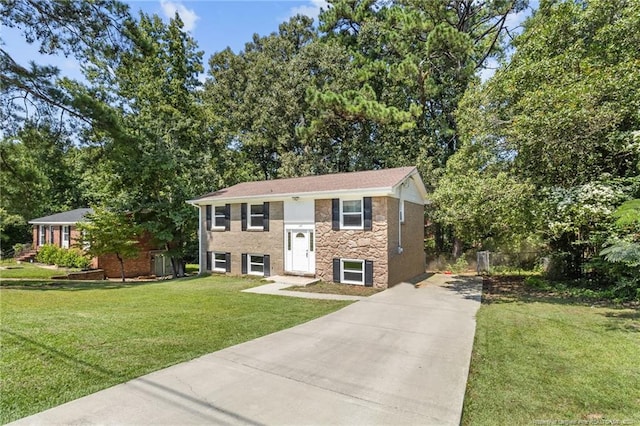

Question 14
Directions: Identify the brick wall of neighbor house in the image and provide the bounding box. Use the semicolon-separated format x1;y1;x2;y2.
202;202;285;276
315;197;389;288
387;199;426;285
97;233;158;278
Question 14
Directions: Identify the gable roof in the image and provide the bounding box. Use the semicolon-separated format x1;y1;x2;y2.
189;166;426;204
29;208;94;225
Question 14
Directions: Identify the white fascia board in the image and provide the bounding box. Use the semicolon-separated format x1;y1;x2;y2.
390;170;429;205
187;187;397;206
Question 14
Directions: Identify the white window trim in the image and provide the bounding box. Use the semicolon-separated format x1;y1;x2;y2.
49;225;55;244
38;225;46;246
248;203;264;230
212;205;226;230
341;259;365;285
247;253;264;276
212;252;227;272
62;225;70;249
340;199;364;230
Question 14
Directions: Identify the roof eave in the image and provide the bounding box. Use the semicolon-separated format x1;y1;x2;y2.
188;186;398;205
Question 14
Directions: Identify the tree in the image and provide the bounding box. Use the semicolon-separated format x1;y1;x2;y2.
442;0;640;274
0;0;132;133
205;15;362;179
79;13;215;277
77;208;141;282
0;124;90;248
309;0;527;187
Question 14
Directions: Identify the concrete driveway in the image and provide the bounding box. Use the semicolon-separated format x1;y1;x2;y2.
12;274;482;426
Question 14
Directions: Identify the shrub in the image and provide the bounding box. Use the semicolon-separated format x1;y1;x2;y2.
35;245;91;269
36;245;58;264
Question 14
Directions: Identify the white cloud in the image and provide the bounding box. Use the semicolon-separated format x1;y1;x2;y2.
160;0;199;32
288;0;329;21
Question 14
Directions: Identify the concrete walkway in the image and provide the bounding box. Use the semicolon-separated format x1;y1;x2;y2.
242;275;365;301
11;274;482;426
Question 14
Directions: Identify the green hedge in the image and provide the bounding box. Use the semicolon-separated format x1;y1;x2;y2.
35;245;91;269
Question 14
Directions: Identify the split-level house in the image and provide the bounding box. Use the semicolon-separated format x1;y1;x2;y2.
27;208;170;278
188;166;428;288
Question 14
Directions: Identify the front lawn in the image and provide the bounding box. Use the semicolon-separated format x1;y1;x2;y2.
463;276;640;425
0;261;77;279
0;275;351;423
285;281;383;297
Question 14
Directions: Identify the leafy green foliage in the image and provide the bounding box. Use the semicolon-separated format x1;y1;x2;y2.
35;244;91;269
77;208;141;281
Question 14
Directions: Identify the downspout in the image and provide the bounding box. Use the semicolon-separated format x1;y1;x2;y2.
398;181;404;255
198;205;202;274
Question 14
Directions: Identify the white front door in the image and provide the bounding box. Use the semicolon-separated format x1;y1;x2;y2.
292;231;309;271
285;228;315;274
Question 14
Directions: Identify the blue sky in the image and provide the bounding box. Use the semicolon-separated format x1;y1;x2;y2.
1;0;328;81
1;0;535;81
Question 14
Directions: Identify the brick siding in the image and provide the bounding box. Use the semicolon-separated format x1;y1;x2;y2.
200;202;284;276
387;199;426;285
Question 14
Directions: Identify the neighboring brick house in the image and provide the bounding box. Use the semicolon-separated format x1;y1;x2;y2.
188;167;427;289
28;208;170;278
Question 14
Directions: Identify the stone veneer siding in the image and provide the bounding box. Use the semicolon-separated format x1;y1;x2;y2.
201;201;284;276
315;197;389;289
387;199;426;285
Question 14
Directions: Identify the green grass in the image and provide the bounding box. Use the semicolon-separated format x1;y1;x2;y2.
0;261;77;279
285;281;383;297
462;276;640;425
0;275;351;424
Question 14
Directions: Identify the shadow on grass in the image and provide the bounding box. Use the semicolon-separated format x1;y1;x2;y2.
2;328;265;425
0;276;199;291
482;275;640;334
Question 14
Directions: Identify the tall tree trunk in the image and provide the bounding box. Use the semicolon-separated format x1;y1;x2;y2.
116;253;125;283
170;256;185;278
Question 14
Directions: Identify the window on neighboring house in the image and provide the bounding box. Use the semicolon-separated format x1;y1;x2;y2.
249;204;263;229
214;206;226;228
62;225;70;249
341;199;363;228
341;259;364;285
38;226;46;246
49;226;55;244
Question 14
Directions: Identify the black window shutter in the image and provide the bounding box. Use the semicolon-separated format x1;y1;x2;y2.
224;204;231;231
332;199;340;231
264;254;270;277
205;205;212;231
59;225;63;246
333;258;341;283
363;197;372;231
241;203;247;231
225;252;231;272
206;251;212;271
364;260;374;287
241;253;247;274
263;202;270;232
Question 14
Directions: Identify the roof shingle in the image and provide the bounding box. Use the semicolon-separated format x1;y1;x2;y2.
29;208;93;225
191;166;420;202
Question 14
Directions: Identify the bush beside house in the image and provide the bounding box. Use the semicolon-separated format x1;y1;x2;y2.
35;244;91;269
